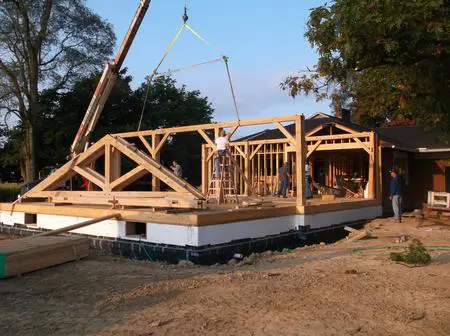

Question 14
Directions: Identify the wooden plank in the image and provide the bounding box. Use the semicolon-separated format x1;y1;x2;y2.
37;214;120;237
25;136;109;196
198;129;216;148
229;155;256;196
231;139;290;146
111;146;121;181
274;121;297;147
306;140;322;158
227;125;239;139
151;134;161;192
306;132;372;141
250;144;263;160
334;123;357;134
201;144;208;195
154;132;170;155
353;136;371;154
369;132;376;199
110;166;147;191
45;195;202;209
112;136;204;199
115;114;300;138
305;124;326;137
0;236;89;278
105;143;112;191
73;166;106;190
139;135;154;156
32;190;194;199
244;143;250;196
295;115;306;206
377;139;383;202
234;145;246;158
307;143;370;151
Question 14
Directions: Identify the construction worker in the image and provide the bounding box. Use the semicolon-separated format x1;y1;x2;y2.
277;162;290;198
171;160;183;178
215;129;228;177
389;168;403;222
305;162;312;199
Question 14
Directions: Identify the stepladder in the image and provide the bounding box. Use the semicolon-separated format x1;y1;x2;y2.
207;151;239;204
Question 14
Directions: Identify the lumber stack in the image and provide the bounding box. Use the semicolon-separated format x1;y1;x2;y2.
0;236;89;279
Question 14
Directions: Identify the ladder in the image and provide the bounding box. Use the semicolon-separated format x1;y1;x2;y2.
207;151;239;204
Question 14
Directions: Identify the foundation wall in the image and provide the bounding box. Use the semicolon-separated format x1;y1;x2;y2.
0;205;382;248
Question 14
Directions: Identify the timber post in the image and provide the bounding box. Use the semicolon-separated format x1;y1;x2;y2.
244;142;250;196
151;134;161;191
295;114;306;206
201;144;208;195
369;132;376;199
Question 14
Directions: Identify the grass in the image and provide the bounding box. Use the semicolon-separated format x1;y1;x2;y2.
390;239;432;265
0;183;21;202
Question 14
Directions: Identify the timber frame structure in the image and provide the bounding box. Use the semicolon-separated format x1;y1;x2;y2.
21;114;382;210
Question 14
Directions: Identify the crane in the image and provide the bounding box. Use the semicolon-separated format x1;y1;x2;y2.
70;0;151;156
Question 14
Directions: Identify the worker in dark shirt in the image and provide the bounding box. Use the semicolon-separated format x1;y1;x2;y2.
389;169;403;222
277;162;290;198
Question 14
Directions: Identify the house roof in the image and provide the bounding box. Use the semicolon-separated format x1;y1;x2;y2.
376;126;449;150
236;112;449;152
237;112;370;142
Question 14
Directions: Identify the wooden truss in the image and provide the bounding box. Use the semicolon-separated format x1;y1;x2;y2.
23;135;204;209
21;114;382;210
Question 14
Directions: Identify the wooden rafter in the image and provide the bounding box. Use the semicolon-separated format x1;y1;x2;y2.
352;136;371;154
250;144;263;160
306;132;371;141
154;132;170;155
197;129;216;148
274;122;296;148
306;124;326;137
227;125;239;139
139;135;154;156
110;166;147;191
111;136;204;199
73;166;105;190
333;123;357;134
234;146;245;158
306;140;322;158
116;114;300;138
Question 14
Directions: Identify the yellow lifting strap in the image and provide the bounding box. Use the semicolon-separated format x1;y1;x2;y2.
138;22;241;131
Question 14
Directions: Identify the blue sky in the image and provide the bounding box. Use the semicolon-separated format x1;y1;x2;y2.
86;0;330;126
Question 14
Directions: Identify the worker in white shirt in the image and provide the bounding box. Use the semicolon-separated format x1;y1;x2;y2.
215;129;228;177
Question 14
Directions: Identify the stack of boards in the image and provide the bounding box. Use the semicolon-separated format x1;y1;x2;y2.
0;236;89;278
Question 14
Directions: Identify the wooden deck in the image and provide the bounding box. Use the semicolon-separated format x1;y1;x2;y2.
1;197;381;227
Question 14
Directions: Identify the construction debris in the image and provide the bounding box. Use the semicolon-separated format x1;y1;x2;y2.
342;226;371;243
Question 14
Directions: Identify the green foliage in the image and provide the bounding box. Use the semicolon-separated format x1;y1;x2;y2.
1;70;214;186
0;184;20;202
0;0;116;181
283;0;450;133
390;239;431;265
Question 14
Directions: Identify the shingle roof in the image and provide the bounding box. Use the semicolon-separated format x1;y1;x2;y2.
236;113;370;141
376;126;449;150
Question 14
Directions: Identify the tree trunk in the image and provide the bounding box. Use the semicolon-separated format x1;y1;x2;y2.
22;119;37;182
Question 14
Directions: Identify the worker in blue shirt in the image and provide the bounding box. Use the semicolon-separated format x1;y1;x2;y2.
389;169;403;222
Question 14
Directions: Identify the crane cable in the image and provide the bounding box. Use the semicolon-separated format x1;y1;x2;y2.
137;3;240;131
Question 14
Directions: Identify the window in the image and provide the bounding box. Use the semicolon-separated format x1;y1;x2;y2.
125;222;146;238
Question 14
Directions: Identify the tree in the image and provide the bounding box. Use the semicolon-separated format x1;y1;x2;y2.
282;0;450;134
0;71;214;185
0;0;115;181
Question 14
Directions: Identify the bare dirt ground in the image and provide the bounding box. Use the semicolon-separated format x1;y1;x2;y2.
1;216;449;336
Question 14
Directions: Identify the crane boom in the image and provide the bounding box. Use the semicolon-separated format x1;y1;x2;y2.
70;0;151;155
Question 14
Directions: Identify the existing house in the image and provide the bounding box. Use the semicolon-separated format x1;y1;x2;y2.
237;112;450;213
